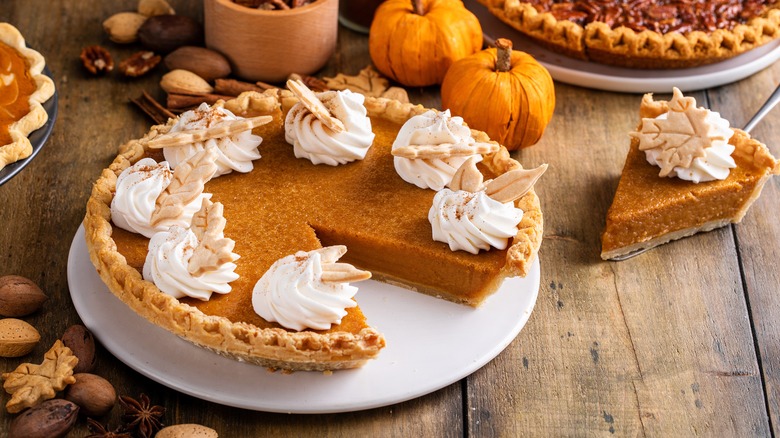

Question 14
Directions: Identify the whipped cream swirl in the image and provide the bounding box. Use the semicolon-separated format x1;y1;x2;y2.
644;111;735;183
284;90;375;166
252;249;358;331
429;189;524;254
143;226;239;301
164;103;262;176
111;158;211;238
393;110;482;190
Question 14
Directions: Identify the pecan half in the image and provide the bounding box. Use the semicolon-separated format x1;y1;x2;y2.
119;51;162;77
80;46;114;75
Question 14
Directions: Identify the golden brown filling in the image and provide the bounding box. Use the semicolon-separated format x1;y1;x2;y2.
111;112;508;333
602;138;763;252
0;41;36;146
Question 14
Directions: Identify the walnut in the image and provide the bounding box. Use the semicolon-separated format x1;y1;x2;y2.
119;51;162;77
1;340;79;413
80;45;114;75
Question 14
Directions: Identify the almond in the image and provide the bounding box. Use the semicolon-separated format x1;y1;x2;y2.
0;275;47;317
161;69;214;95
138;0;175;16
103;12;148;44
64;373;116;417
165;46;231;82
156;424;219;438
0;318;41;357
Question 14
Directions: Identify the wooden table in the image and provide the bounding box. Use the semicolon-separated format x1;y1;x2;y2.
3;1;780;436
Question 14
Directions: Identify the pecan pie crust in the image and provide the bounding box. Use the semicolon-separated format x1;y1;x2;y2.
84;93;544;371
478;0;780;68
0;23;55;171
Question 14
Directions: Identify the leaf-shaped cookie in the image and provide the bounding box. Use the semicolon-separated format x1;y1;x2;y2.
151;146;218;227
632;88;717;177
188;198;238;276
2;340;78;413
324;66;389;97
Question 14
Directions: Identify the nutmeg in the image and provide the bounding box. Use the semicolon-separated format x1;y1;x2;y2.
64;373;116;417
8;399;79;438
61;324;97;373
138;15;203;53
0;275;47;317
0;318;41;357
165;46;231;82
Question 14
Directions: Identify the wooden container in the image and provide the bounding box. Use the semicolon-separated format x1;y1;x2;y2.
204;0;339;82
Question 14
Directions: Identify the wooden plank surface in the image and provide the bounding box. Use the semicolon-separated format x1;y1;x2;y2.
1;0;779;436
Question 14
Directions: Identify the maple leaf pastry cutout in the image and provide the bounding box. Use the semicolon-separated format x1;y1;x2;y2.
631;88;723;177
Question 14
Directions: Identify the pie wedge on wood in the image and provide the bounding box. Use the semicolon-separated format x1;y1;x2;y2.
0;23;55;171
477;0;780;69
601;90;780;260
84;91;544;371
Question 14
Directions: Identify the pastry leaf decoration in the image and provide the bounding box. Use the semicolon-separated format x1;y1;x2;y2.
2;340;78;413
632;88;716;177
150;146;218;227
188;198;238;276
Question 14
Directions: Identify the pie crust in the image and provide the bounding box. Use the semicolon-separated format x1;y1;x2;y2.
601;93;780;260
477;0;780;69
84;92;544;371
0;23;55;171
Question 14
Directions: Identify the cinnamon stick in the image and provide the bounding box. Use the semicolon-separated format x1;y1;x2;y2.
131;91;175;125
167;92;236;110
214;78;266;96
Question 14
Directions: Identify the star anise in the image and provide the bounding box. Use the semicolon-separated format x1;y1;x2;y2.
86;418;132;438
118;394;165;438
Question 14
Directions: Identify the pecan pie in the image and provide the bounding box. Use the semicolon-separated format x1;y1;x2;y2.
84;92;544;371
0;23;55;171
477;0;780;68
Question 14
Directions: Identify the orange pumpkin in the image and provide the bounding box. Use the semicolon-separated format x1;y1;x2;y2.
441;38;555;150
368;0;482;87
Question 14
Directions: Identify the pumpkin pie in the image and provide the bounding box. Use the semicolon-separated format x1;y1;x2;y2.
601;89;780;260
0;23;55;171
477;0;780;69
84;91;544;371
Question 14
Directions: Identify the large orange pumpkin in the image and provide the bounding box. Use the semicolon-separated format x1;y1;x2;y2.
368;0;482;87
441;38;555;150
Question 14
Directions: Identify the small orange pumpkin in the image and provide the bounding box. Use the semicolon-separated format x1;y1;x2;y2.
441;38;555;150
369;0;482;87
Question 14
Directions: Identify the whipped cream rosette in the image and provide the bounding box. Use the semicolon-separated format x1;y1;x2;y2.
429;156;547;254
111;147;219;238
252;246;371;331
144;199;240;301
284;79;375;166
392;110;489;190
154;102;266;176
632;88;736;183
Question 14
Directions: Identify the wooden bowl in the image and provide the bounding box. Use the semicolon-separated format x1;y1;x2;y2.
204;0;339;82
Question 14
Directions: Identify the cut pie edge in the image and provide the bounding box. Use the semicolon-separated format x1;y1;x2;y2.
0;23;56;171
477;0;780;69
84;94;543;371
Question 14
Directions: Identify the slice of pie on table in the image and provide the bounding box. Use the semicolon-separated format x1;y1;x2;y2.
601;88;780;260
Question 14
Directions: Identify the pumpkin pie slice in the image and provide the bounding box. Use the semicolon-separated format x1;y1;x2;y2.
84;91;544;371
601;90;780;260
0;23;55;171
477;0;780;69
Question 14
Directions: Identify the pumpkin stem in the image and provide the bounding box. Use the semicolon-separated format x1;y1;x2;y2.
495;38;513;72
412;0;425;15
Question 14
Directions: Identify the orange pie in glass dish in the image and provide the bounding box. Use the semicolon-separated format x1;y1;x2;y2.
477;0;780;68
84;87;544;371
601;88;779;260
0;23;55;171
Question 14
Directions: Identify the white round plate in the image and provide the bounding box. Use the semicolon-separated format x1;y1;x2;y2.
464;0;780;93
67;225;540;413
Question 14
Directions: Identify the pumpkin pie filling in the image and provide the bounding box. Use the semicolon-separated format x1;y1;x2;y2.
0;41;36;146
108;109;523;342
